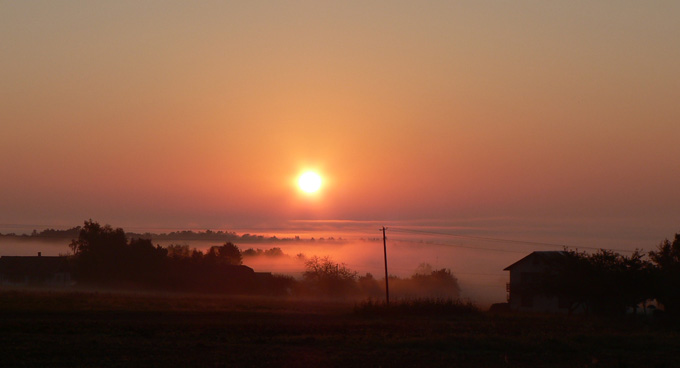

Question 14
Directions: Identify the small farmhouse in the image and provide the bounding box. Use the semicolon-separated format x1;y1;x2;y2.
0;254;72;287
504;251;575;313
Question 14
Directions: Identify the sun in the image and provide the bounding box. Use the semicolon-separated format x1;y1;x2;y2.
298;171;322;193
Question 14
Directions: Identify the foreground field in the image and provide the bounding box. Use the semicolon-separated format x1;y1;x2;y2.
0;290;678;367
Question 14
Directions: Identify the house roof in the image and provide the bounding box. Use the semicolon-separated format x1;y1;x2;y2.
503;251;568;271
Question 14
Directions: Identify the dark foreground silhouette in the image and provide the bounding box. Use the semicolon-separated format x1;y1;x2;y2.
0;289;678;368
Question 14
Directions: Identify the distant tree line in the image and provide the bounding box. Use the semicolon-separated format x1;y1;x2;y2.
535;233;680;317
0;225;345;244
0;227;83;239
242;247;286;258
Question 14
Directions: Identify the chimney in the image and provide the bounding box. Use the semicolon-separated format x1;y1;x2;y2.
38;252;41;257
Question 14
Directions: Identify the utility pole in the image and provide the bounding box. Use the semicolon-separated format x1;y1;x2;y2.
382;226;389;306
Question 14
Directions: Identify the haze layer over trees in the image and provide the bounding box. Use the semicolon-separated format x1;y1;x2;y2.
66;221;462;299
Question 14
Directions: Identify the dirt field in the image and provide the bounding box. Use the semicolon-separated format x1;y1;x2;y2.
0;289;678;367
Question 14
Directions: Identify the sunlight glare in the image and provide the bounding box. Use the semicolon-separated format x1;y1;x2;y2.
298;171;322;193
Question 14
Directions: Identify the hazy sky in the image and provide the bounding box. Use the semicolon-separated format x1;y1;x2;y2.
2;1;679;246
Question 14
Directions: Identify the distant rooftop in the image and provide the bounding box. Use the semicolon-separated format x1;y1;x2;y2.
503;251;568;271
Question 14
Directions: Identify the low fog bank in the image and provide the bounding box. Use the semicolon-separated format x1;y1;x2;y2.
208;240;510;305
178;217;674;306
0;237;70;257
0;236;515;305
8;217;674;306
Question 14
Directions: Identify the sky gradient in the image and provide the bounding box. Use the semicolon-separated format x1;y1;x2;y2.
2;1;679;248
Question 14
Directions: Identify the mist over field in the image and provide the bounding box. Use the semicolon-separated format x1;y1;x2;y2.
3;215;675;306
0;235;502;304
0;237;70;257
233;240;509;306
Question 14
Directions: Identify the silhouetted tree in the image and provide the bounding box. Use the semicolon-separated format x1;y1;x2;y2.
125;237;168;285
241;247;286;258
412;267;461;298
538;249;653;316
264;247;284;257
242;248;259;257
206;242;242;265
69;220;127;256
387;263;462;299
166;244;194;259
67;221;297;295
649;233;680;315
69;220;129;285
301;256;358;296
357;273;383;298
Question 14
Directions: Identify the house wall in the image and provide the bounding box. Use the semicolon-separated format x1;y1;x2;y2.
507;256;570;314
0;256;72;288
0;273;72;287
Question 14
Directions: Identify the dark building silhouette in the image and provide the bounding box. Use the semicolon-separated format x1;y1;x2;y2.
0;254;71;287
504;251;576;313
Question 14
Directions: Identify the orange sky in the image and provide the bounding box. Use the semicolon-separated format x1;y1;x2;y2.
1;1;679;246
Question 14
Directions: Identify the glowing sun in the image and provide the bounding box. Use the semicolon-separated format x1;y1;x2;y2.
298;171;322;193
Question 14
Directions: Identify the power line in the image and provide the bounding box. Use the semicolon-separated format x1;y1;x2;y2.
392;238;527;254
390;227;637;253
391;227;570;247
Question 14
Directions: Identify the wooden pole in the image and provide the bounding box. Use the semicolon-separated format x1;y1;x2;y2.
382;226;389;306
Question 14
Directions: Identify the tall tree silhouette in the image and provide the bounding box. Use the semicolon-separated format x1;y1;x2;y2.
649;233;680;314
206;242;243;265
70;220;166;287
